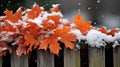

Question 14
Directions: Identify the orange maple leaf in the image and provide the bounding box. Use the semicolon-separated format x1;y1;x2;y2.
39;37;61;55
98;27;118;36
26;4;43;19
3;8;22;22
42;21;57;30
54;27;76;49
47;15;61;25
24;34;37;52
1;21;16;32
74;13;92;35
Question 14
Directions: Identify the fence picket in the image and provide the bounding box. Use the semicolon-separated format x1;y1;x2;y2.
64;48;75;67
114;46;120;67
89;47;105;67
37;50;54;67
64;48;80;67
11;51;28;67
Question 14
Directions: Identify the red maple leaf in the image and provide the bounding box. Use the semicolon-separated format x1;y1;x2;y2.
26;4;43;19
98;27;118;36
3;8;22;22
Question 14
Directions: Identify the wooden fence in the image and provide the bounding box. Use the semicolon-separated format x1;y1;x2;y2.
0;44;120;67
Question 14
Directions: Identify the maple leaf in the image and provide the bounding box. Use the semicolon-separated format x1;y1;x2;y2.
47;15;61;25
12;36;28;57
24;34;37;52
1;21;16;32
26;4;43;19
74;13;92;35
42;21;57;30
107;29;118;36
98;27;118;36
39;37;61;55
50;4;61;12
98;27;107;34
3;8;22;22
54;27;76;49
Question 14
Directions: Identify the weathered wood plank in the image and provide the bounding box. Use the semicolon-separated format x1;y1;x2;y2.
37;50;54;67
64;48;80;67
89;47;105;67
74;50;80;67
11;51;28;67
64;48;75;67
114;46;120;67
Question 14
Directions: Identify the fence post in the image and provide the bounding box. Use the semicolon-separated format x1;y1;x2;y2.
64;48;80;67
114;46;120;67
11;50;28;67
89;47;105;67
37;50;54;67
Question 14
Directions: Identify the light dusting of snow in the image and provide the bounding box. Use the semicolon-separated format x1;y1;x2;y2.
47;20;55;24
27;15;46;27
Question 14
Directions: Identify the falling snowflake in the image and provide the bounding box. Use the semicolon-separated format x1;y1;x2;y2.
97;0;101;3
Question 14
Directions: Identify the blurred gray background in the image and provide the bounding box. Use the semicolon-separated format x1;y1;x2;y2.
0;0;120;29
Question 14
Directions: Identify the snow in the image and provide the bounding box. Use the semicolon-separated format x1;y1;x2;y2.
0;47;7;51
52;4;60;8
59;18;69;24
86;29;114;47
70;29;85;41
47;20;55;24
49;12;63;17
113;32;120;47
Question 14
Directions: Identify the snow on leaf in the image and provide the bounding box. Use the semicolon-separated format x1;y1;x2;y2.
98;27;118;36
51;4;60;12
98;27;107;34
3;8;22;22
47;15;61;25
13;37;27;57
107;29;119;36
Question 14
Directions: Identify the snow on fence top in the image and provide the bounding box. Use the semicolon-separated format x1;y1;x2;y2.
0;3;120;57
